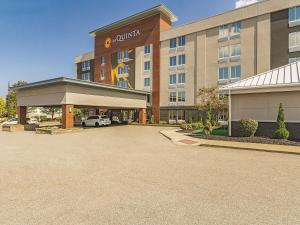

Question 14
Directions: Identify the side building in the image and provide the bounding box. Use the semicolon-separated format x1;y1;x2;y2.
75;0;300;123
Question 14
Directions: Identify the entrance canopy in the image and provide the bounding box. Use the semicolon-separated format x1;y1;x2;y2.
12;77;149;109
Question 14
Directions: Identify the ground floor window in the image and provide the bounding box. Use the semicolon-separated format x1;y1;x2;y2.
168;110;186;122
177;110;185;121
169;110;177;121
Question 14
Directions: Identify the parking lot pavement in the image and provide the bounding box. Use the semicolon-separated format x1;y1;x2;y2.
0;126;299;225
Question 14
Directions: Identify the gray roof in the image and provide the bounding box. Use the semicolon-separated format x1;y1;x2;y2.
221;62;300;91
11;77;150;96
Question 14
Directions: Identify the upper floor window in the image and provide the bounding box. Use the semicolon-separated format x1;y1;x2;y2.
144;78;150;87
231;65;241;79
100;56;106;65
170;38;177;49
82;72;91;81
169;92;176;103
100;69;105;80
124;65;129;74
178;73;186;84
231;44;241;57
178;54;186;65
219;46;229;59
169;74;176;85
219;67;229;80
170;56;177;66
219;25;229;39
178;91;186;103
118;67;123;75
144;61;151;71
178;36;186;47
144;44;151;54
118;51;123;61
124;49;129;60
289;56;300;63
289;32;300;50
82;60;90;71
289;6;300;22
231;22;241;36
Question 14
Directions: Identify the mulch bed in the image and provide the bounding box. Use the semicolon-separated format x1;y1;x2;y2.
192;134;300;147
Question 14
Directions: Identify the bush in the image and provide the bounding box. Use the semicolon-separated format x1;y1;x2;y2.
274;103;289;140
188;115;193;124
203;120;213;135
239;119;258;137
192;122;203;129
180;123;193;130
159;121;168;125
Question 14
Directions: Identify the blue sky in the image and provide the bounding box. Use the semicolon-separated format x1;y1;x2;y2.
0;0;236;97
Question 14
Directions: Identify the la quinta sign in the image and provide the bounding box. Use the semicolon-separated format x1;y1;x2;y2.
105;29;141;48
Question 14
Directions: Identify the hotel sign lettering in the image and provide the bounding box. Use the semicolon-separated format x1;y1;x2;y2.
105;29;141;48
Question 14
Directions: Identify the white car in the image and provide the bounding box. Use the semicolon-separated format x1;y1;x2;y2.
82;115;111;127
28;118;39;125
2;118;18;126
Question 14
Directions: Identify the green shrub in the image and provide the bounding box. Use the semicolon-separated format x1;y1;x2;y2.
159;121;168;125
274;103;289;140
192;122;203;129
180;123;193;130
150;115;155;124
188;115;193;124
239;119;258;137
203;119;213;135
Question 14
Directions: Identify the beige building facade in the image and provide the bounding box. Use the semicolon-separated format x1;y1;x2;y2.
74;0;300;123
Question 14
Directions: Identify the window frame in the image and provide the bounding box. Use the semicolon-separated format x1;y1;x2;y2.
144;77;150;87
178;91;186;103
144;61;151;71
219;24;229;39
231;65;241;79
230;22;241;36
289;31;300;49
178;73;186;84
169;74;177;85
169;56;177;67
144;44;151;54
218;46;229;60
82;72;91;81
170;38;177;49
178;54;186;65
230;44;241;58
178;36;186;47
218;67;229;80
169;92;177;103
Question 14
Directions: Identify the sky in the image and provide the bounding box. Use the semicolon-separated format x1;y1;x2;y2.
0;0;237;97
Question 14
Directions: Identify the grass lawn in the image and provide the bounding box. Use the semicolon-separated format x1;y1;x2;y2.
193;128;228;136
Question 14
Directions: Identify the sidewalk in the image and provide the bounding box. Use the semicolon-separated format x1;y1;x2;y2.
160;129;300;155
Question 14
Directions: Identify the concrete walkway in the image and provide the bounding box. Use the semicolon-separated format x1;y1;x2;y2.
160;129;300;155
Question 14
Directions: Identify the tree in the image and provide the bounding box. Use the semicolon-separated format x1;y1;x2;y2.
274;103;290;140
197;87;228;123
0;96;7;118
6;81;27;118
41;107;61;120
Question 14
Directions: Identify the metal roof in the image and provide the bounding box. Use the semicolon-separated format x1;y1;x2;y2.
221;62;300;91
11;77;150;96
89;4;178;37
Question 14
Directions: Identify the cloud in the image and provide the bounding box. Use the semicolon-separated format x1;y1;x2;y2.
235;0;261;8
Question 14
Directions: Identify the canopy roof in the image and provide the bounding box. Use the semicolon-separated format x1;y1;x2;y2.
221;62;300;93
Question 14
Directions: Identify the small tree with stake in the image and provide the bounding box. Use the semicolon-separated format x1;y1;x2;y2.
274;103;290;140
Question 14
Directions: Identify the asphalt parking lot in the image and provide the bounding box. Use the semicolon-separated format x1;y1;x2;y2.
0;126;299;225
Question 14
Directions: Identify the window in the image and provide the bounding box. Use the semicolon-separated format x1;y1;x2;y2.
289;6;300;22
178;36;186;47
123;80;129;88
177;110;185;121
144;61;151;71
124;65;129;74
219;67;229;80
124;49;129;60
231;22;241;36
117;80;128;88
169;110;177;121
178;91;186;102
219;46;229;59
144;78;150;87
289;57;300;63
170;38;177;49
118;51;123;61
144;44;151;54
101;56;106;65
231;44;241;57
178;73;186;84
289;32;300;49
170;56;177;66
169;74;176;85
100;69;105;80
169;92;176;103
231;65;241;79
82;61;90;71
219;25;229;39
118;67;123;75
82;72;90;81
178;54;186;65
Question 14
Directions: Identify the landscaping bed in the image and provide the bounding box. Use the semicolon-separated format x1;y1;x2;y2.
36;127;83;135
192;134;300;147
